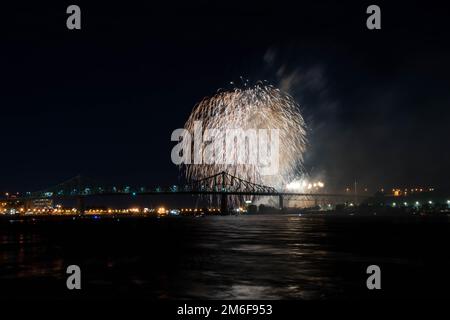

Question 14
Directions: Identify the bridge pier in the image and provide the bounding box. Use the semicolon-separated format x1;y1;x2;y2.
76;196;85;214
220;193;228;214
278;194;284;210
24;199;33;212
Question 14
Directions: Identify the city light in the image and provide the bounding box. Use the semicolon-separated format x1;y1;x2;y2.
286;179;325;192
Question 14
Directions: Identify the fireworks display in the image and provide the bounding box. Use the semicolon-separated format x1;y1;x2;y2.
181;83;307;193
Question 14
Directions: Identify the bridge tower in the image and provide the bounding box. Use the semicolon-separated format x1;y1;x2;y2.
219;171;229;214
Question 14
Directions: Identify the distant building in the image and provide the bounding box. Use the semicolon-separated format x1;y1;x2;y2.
32;198;53;209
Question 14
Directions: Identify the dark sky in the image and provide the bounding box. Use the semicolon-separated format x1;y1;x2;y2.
1;1;449;193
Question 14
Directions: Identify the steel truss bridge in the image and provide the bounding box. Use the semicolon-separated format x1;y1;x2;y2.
5;172;364;213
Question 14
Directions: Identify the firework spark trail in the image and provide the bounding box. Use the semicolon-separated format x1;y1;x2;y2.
182;83;307;203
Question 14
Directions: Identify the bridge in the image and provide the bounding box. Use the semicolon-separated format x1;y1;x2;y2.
4;172;364;213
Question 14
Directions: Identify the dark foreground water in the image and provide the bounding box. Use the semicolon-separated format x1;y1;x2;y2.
1;214;450;300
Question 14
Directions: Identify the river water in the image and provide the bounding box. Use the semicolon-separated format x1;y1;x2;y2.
1;214;449;299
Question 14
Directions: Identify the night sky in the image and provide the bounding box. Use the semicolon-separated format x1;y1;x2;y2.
1;1;449;193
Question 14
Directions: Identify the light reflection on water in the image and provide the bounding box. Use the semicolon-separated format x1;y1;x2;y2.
181;215;336;299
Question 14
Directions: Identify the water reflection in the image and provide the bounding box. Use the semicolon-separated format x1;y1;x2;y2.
1;214;449;299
